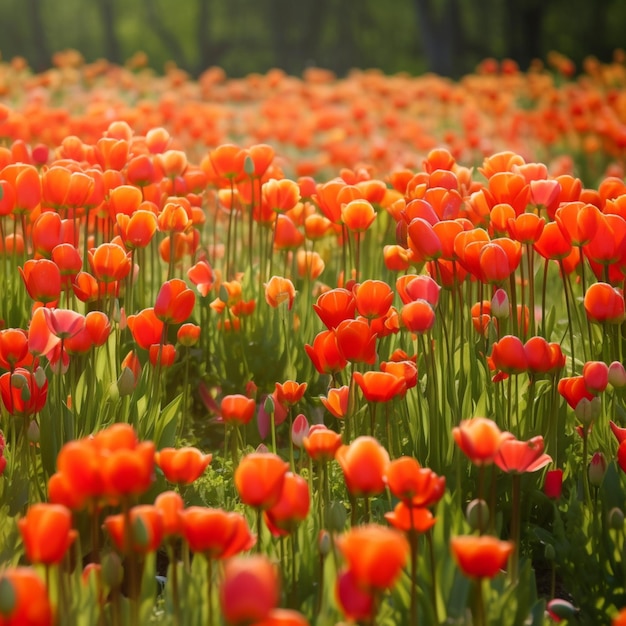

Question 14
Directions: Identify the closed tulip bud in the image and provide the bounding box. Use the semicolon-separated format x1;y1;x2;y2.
101;552;124;589
327;500;348;532
465;498;489;532
608;507;625;530
291;414;309;448
491;288;510;319
34;366;47;389
117;367;136;396
318;530;331;556
264;394;275;415
588;451;607;487
544;543;555;561
575;396;601;427
546;599;578;622
108;381;120;403
544;468;563;500
27;420;40;444
609;361;626;388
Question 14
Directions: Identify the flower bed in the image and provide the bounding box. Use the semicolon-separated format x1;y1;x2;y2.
0;53;626;625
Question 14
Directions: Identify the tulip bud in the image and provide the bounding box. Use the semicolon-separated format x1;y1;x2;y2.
588;451;607;487
544;469;563;500
326;500;348;532
101;552;124;589
34;366;47;389
0;576;16;617
117;367;136;397
547;598;578;621
263;394;275;415
318;530;331;557
544;543;556;561
491;288;510;319
255;443;269;454
575;396;601;427
10;373;28;389
291;414;309;448
608;507;625;531
465;498;489;533
609;361;626;388
27;420;40;444
107;381;120;403
244;154;255;176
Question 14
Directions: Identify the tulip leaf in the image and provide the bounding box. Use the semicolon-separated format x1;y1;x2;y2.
153;393;182;449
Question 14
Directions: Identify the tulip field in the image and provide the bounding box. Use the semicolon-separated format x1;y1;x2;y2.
3;51;626;625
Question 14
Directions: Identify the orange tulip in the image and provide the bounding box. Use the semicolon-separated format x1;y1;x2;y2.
302;425;343;462
104;504;164;555
337;524;409;590
0;328;29;371
19;259;61;304
319;385;350;419
154;490;184;538
295;250;325;280
335;436;389;497
208;144;247;184
127;308;164;350
234;452;289;510
273;215;305;250
88;243;132;283
0;367;48;418
154;278;196;324
352;370;406;403
274;380;307;406
155;447;212;485
219;555;279;626
108;185;143;217
0;567;53;626
149;343;177;368
584;282;625;324
341;199;376;232
385;501;437;534
494;435;552;474
305;330;347;374
18;503;77;565
187;259;214;297
220;394;256;426
400;299;436;333
450;535;514;579
453;417;510;466
384;457;445;506
490;335;528;374
158;198;192;233
264;472;310;536
264;276;296;310
116;210;158;249
353;280;393;319
334;318;377;365
313;288;356;330
262;178;300;213
252;608;310;626
180;507;254;557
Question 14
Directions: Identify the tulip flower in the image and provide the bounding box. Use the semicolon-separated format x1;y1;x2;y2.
302;426;343;463
0;567;53;626
18;503;78;565
312;288;356;330
234;452;289;510
180;508;254;558
154;278;196;324
494;435;552;474
319;386;350;419
220;394;256;426
450;535;514;579
263;472;310;536
453;417;511;466
335;436;389;497
264;276;296;310
384;457;445;506
219;555;279;626
155;447;212;485
337;524;409;590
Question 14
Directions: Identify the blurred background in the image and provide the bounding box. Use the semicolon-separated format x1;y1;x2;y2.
1;0;625;77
